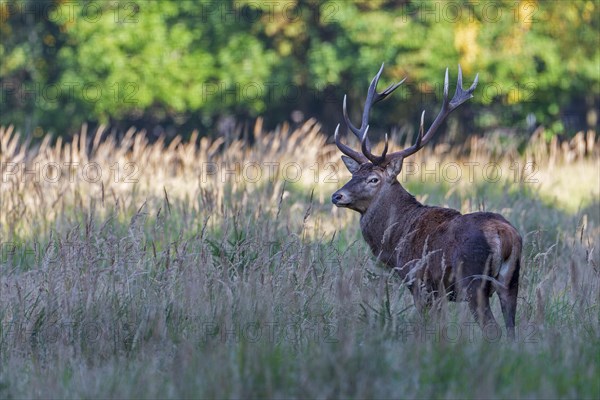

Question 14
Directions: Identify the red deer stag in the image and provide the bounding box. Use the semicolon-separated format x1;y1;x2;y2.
332;64;522;338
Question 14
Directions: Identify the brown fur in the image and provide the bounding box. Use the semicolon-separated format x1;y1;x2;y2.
333;64;520;337
333;161;522;338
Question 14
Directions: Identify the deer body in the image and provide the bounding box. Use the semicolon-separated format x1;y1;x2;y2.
361;177;520;303
332;65;522;338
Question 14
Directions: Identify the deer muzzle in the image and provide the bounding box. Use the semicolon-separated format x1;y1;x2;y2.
331;190;350;206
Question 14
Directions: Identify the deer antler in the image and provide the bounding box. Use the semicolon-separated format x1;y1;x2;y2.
372;65;479;166
335;64;478;167
334;123;369;163
335;63;405;163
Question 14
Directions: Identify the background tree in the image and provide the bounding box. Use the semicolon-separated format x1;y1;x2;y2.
0;0;598;140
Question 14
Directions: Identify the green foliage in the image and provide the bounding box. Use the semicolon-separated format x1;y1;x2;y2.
0;0;598;136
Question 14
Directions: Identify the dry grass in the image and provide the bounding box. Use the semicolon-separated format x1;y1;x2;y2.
0;121;599;399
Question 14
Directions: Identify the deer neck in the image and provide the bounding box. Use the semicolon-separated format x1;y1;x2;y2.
359;182;423;266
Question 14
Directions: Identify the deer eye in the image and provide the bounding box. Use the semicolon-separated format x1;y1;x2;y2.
367;177;379;184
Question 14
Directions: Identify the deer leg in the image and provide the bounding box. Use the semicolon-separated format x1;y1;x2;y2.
498;259;520;340
410;283;432;316
467;279;500;337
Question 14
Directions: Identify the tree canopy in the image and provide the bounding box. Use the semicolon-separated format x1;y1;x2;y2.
1;0;598;139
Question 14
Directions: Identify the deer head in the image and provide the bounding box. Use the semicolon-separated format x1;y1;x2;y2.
332;64;479;214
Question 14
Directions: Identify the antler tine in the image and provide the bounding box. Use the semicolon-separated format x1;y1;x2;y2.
387;111;425;161
455;65;462;94
343;63;405;157
362;63;385;120
443;67;450;104
375;77;407;104
381;133;389;159
342;95;361;137
360;126;378;164
360;126;391;165
416;110;425;148
360;126;374;162
470;73;479;92
342;72;381;148
449;64;478;108
377;65;478;165
334;124;369;164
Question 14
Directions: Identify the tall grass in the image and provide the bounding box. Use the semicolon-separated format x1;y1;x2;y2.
1;121;599;398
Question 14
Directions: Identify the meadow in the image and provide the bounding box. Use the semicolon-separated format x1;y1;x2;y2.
1;121;599;399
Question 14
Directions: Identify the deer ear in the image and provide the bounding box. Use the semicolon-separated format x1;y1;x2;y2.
341;156;361;174
384;157;403;181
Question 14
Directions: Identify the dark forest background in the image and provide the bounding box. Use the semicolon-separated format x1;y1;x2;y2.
1;0;598;141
